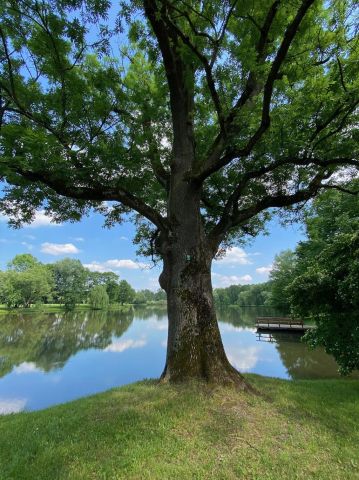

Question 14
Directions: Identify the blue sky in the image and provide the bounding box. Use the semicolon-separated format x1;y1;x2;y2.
0;210;304;290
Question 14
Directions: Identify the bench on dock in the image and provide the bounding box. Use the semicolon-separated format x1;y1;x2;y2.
255;317;304;328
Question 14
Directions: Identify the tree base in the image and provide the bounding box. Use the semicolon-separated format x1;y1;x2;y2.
159;360;257;393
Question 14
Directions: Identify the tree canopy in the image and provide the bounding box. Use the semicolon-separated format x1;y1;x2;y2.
0;0;357;243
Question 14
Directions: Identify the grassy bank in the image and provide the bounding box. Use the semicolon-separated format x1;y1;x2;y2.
0;303;157;314
0;375;358;479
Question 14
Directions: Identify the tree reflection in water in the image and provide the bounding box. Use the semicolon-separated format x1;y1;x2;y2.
0;310;134;378
0;306;357;384
257;331;359;380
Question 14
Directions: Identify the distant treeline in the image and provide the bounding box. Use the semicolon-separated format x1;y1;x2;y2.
0;255;166;310
213;283;272;308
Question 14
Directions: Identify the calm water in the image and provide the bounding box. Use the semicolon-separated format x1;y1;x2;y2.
0;306;357;414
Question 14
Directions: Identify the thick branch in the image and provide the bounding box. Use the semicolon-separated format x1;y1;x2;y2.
161;4;225;131
11;167;168;232
209;169;346;243
222;155;359;220
144;0;195;164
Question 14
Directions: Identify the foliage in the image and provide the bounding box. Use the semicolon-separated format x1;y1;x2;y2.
7;254;39;272
118;280;135;305
0;0;358;380
89;285;109;310
87;271;121;303
134;288;166;304
0;0;357;249
0;263;52;308
51;259;89;310
0;254;165;309
133;291;147;304
214;283;270;306
270;184;359;373
268;250;297;312
289;220;359;372
237;284;271;307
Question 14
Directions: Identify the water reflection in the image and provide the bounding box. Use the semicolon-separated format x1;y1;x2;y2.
0;310;134;377
0;306;357;412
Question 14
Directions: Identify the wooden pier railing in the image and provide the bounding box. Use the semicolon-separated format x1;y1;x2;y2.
255;317;304;329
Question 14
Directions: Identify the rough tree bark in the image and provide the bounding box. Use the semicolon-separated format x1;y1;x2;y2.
156;174;249;387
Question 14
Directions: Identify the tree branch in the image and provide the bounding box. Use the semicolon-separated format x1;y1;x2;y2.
208;162;358;243
10;167;168;232
196;0;315;182
160;0;225;131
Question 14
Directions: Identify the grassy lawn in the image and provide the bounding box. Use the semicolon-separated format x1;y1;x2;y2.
0;375;358;479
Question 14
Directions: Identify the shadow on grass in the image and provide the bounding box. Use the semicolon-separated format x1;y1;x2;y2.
0;377;358;479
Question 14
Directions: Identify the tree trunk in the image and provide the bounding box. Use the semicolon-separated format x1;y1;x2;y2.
158;183;251;389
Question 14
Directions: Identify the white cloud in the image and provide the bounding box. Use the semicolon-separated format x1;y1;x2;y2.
212;272;252;288
256;264;273;276
0;398;27;414
83;262;108;273
84;259;149;272
226;346;261;372
120;236;128;241
13;362;41;374
215;247;252;266
72;237;84;242
0;210;62;228
106;259;148;269
105;338;147;353
148;319;168;331
21;242;33;251
41;242;80;255
24;234;36;240
26;210;62;228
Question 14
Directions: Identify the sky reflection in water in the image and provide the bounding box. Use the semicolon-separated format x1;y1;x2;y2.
0;306;357;413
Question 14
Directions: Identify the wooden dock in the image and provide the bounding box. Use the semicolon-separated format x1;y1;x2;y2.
255;317;313;332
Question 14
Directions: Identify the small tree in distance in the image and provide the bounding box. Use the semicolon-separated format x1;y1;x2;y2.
118;280;135;305
89;285;110;310
0;1;358;386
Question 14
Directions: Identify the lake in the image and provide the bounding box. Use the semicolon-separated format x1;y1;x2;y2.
0;306;357;414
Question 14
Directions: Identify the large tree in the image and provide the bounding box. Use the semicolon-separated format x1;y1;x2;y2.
0;0;358;386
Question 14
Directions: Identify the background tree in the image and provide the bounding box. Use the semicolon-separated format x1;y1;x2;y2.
51;259;87;310
133;291;147;304
0;0;358;385
287;182;359;374
153;289;167;302
89;285;110;310
87;271;120;303
0;263;52;307
7;253;39;272
268;250;297;312
237;283;270;307
213;288;229;306
118;280;135;305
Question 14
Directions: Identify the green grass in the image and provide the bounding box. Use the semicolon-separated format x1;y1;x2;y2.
0;303;136;314
0;375;358;479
